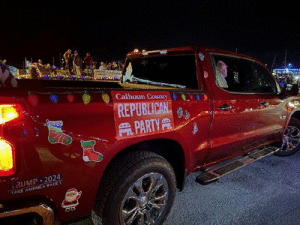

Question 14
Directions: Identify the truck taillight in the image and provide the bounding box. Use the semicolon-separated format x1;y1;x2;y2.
0;139;15;176
0;104;21;176
0;105;20;124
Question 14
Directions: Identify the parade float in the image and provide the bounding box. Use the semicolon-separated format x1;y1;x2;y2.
16;61;121;81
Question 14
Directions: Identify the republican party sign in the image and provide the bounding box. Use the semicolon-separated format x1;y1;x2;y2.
112;91;174;140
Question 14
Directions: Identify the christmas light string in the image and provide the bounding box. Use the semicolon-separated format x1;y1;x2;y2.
171;92;206;101
27;90;206;106
27;89;111;106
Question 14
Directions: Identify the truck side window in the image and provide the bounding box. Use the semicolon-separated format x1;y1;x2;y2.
247;61;279;94
212;55;280;95
211;55;248;93
123;55;199;89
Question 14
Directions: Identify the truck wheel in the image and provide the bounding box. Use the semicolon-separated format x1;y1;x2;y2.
93;151;177;225
275;118;300;156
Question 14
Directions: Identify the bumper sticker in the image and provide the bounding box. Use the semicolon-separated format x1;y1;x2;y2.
81;140;103;162
192;122;199;134
46;120;72;145
177;107;183;118
61;188;82;212
8;173;63;195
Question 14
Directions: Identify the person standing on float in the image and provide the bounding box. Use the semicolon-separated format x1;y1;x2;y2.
84;52;93;77
73;51;81;76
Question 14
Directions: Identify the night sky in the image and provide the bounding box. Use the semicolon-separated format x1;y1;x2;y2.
1;1;299;68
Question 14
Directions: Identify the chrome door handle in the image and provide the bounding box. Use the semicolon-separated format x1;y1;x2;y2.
218;104;232;111
260;102;269;107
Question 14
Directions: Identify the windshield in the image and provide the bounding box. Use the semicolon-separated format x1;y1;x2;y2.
122;55;198;89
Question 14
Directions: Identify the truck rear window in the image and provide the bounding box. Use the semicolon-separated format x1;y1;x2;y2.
122;55;198;89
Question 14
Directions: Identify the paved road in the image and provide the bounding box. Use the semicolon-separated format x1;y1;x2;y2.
165;152;300;225
75;151;300;225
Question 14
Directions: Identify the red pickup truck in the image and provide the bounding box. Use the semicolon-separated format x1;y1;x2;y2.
0;46;300;225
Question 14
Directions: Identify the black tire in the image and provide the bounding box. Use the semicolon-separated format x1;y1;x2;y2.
93;151;177;225
274;118;300;156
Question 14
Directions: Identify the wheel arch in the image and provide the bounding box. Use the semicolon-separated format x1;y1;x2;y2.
291;110;300;122
104;138;186;191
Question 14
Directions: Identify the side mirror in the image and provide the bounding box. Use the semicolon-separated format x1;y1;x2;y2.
291;84;299;96
281;84;299;98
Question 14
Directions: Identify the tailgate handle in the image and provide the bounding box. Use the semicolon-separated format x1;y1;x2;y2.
218;104;232;111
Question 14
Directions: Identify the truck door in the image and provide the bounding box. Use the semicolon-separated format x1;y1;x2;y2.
205;53;272;163
121;51;211;169
246;59;285;144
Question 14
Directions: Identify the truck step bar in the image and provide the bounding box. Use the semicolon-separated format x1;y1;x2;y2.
196;146;280;185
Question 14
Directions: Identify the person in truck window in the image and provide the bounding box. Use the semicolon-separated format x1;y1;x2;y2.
215;60;228;88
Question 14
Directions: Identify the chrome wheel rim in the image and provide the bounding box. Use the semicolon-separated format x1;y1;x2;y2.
281;125;300;152
120;172;169;225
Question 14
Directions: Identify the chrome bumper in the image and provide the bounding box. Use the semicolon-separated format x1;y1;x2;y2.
0;203;55;224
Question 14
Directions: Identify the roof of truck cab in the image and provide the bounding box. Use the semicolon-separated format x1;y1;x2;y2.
126;46;252;59
126;46;197;58
126;46;266;67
